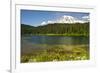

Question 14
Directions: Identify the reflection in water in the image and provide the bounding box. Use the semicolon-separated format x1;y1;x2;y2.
21;36;89;54
22;36;89;45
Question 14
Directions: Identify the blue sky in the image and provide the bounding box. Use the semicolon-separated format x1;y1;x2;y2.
21;9;89;26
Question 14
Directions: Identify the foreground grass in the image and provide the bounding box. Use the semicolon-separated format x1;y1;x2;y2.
21;45;89;63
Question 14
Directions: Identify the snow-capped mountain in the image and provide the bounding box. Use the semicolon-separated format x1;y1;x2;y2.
40;15;89;25
56;15;88;23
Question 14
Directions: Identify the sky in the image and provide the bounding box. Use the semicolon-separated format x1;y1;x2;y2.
21;9;89;27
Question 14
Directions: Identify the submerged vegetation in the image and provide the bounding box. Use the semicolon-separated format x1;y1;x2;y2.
21;45;89;63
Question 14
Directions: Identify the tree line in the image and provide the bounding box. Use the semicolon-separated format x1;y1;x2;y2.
21;23;89;36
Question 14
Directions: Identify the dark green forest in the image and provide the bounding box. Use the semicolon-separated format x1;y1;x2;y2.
21;23;89;36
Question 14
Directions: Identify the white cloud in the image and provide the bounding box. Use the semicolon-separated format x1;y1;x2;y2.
82;16;89;19
40;21;47;25
82;16;90;21
74;20;86;23
47;21;54;24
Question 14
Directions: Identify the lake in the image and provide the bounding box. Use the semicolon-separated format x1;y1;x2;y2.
21;36;89;62
21;36;89;54
21;36;89;45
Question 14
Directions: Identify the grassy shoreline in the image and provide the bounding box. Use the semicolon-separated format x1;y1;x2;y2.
21;44;89;63
22;33;89;37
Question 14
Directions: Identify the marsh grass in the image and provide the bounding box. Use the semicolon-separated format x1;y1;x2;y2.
21;45;89;63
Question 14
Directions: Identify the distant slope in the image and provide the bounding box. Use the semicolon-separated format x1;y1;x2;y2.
21;23;89;36
21;24;34;35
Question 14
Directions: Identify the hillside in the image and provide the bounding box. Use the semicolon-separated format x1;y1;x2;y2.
21;23;89;36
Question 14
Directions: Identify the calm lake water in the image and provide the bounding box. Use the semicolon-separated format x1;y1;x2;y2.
21;36;89;54
22;36;89;45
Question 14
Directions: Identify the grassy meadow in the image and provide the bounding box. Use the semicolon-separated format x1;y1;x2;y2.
21;44;89;63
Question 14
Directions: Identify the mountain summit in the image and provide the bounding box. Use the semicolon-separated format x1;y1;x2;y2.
40;15;89;25
57;15;87;24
